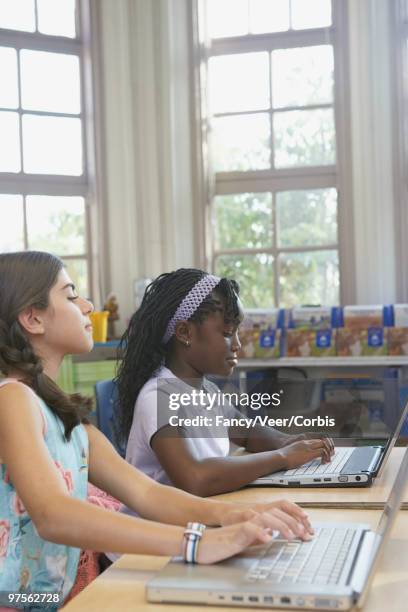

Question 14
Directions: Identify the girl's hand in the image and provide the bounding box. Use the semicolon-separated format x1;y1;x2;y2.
197;507;310;565
278;433;335;455
219;499;313;540
197;520;270;564
278;437;334;467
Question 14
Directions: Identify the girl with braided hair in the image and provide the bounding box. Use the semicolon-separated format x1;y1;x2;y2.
0;252;314;609
115;268;334;500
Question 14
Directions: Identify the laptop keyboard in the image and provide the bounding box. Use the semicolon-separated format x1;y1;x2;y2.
246;527;356;586
284;447;352;477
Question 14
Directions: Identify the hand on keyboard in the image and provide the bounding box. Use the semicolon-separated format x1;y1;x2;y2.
278;438;335;470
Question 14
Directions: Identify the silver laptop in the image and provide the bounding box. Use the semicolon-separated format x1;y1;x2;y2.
249;401;408;488
147;448;408;610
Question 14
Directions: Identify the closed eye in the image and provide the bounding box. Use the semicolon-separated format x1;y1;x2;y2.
68;296;79;301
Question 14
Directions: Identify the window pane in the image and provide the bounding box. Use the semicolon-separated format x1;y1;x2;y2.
22;114;83;175
214;193;272;249
274;108;335;167
249;0;290;34
291;0;332;30
272;45;334;108
63;259;88;297
277;188;337;247
21;50;81;114
0;111;21;172
206;0;248;39
279;250;339;306
215;253;274;308
0;0;35;32
37;0;76;38
0;195;24;251
0;47;19;109
209;53;269;113
212;113;270;171
26;196;86;255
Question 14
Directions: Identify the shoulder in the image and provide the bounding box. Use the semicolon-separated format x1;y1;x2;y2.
203;377;221;394
0;380;44;429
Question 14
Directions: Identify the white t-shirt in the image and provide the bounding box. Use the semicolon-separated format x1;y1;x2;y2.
124;365;231;488
108;366;235;560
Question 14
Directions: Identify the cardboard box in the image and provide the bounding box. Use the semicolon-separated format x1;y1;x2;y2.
285;329;335;358
393;304;408;328
343;305;390;330
336;328;387;356
289;306;333;330
388;327;408;356
238;310;282;359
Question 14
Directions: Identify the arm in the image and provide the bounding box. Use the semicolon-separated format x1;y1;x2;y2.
85;423;230;526
151;424;335;497
0;384;312;563
87;425;313;538
0;383;185;556
151;426;289;496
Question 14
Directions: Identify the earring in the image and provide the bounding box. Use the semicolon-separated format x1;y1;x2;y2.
185;340;191;347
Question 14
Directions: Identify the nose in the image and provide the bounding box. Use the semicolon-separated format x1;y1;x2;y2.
231;329;241;353
81;297;94;315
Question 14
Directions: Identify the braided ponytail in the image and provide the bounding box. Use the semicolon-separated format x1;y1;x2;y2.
0;251;92;440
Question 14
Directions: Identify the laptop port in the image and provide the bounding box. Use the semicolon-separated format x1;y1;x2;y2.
338;475;348;482
356;475;361;481
313;478;321;482
231;595;244;602
248;596;259;602
264;596;274;603
281;596;291;604
324;478;331;482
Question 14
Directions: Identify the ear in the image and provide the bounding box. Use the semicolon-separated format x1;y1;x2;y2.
17;307;46;336
174;320;193;347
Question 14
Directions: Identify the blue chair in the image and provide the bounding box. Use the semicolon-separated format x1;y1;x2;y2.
94;379;126;457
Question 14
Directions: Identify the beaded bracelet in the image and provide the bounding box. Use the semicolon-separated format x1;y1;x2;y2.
183;522;206;563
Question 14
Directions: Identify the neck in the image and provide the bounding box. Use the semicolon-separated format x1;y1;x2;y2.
165;356;204;389
41;355;63;381
33;345;63;381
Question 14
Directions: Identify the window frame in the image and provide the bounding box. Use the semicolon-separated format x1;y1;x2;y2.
0;0;99;301
190;0;355;307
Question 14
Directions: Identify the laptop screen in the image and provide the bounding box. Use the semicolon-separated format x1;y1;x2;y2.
375;400;408;476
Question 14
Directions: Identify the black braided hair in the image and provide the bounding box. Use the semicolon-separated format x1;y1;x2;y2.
0;251;92;440
115;268;240;444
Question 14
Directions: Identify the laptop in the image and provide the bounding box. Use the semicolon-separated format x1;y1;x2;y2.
248;401;408;488
147;448;408;610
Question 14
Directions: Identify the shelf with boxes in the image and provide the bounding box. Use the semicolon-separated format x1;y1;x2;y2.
238;305;408;359
236;306;408;440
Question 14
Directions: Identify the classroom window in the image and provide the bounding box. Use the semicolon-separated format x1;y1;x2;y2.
0;0;94;298
197;0;343;308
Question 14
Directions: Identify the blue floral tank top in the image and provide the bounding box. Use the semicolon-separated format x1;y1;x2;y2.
0;380;88;610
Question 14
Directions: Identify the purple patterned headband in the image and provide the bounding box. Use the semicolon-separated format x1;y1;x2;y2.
162;274;221;344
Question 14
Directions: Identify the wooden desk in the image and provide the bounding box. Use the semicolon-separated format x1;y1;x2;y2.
213;448;408;510
64;508;408;612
